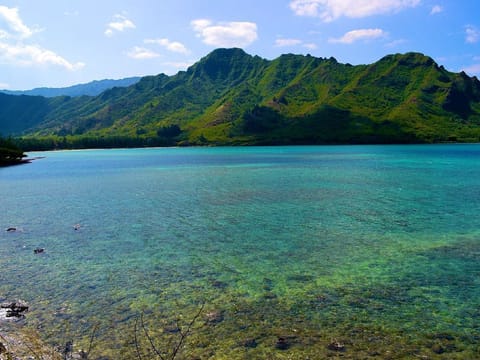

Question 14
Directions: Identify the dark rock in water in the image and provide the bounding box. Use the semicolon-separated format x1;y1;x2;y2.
1;300;29;321
243;338;258;348
275;337;291;350
211;280;228;289
287;274;314;282
34;248;45;254
327;339;346;352
429;332;457;354
433;333;455;341
163;324;181;333
63;340;73;357
263;291;277;300
263;277;274;291
431;343;445;354
204;310;224;325
76;350;89;359
275;334;299;350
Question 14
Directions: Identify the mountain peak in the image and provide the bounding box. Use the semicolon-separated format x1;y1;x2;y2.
378;52;437;68
205;47;249;58
187;48;265;83
2;48;480;146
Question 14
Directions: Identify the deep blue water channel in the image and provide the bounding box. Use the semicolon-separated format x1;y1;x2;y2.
1;145;479;358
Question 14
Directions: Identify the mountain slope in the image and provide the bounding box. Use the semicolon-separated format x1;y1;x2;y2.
0;77;141;97
2;48;480;148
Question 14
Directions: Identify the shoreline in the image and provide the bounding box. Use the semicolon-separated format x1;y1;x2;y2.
0;321;62;360
0;156;44;167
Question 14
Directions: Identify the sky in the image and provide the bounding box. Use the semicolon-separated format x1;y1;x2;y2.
0;0;479;90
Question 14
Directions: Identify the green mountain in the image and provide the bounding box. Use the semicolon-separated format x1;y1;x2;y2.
2;48;480;149
0;77;141;97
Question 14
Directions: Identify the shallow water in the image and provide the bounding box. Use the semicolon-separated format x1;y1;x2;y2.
1;145;479;358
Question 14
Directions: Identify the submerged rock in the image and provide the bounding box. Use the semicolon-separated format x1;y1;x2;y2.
275;337;290;350
327;339;346;352
242;338;258;348
0;340;7;354
0;300;29;321
275;335;298;350
204;310;224;325
163;324;181;333
431;343;445;354
211;280;228;289
263;291;277;300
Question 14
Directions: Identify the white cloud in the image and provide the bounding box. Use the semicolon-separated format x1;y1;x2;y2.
144;38;189;54
430;5;443;15
0;7;83;71
0;6;34;39
191;19;257;47
329;28;386;44
0;41;85;70
127;46;160;60
105;14;135;37
289;0;420;22
465;25;480;44
191;19;212;32
0;82;10;89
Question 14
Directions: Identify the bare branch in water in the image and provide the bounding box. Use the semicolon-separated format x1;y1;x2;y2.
170;302;205;360
134;302;205;360
134;316;144;360
140;312;166;360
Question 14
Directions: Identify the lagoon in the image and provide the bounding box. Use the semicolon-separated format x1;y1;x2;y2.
1;145;479;358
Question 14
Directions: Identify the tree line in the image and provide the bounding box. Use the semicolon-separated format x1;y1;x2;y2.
0;136;27;166
9;124;183;151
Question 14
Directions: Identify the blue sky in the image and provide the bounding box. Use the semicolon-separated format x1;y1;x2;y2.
0;0;479;90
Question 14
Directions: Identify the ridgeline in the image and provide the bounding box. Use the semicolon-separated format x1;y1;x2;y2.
1;48;480;150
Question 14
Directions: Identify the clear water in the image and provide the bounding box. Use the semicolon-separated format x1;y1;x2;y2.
1;145;479;359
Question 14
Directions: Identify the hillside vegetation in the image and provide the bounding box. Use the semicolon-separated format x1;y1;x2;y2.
1;48;480;149
0;136;26;166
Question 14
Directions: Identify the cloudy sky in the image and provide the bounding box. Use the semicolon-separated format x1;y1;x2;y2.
0;0;479;90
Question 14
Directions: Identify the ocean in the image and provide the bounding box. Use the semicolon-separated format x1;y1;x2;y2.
1;145;479;358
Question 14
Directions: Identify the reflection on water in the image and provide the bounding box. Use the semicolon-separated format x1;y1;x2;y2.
1;145;479;358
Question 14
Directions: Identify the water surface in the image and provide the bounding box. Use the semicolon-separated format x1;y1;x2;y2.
1;145;479;358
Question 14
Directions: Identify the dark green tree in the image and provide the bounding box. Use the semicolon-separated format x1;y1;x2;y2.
0;136;27;166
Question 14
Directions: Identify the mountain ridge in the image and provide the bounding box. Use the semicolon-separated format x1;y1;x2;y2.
1;48;480;149
0;77;141;98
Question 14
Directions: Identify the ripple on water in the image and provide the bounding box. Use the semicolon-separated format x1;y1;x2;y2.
0;145;479;358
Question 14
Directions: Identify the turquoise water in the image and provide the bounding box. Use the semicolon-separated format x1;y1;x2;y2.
1;145;479;358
